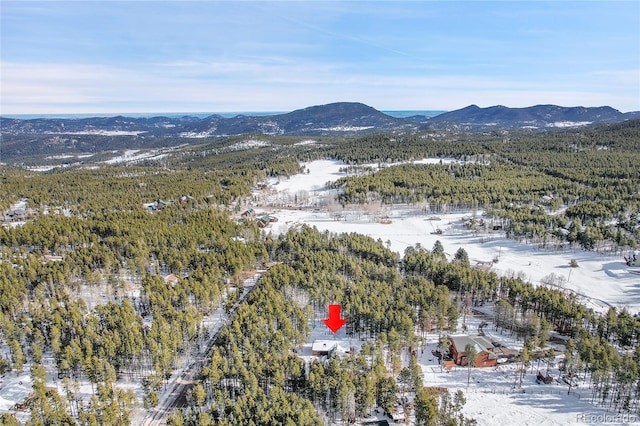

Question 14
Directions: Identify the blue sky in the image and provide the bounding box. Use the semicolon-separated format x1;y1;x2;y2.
1;1;638;114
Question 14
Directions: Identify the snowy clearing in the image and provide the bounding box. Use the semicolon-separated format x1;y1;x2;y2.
299;305;631;425
253;159;640;315
103;149;168;164
252;158;640;425
47;130;147;136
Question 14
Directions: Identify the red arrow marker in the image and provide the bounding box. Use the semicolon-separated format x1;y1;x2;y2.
322;304;347;333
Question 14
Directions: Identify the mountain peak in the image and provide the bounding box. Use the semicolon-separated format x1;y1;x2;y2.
427;104;627;129
2;102;636;143
276;102;404;134
291;102;383;116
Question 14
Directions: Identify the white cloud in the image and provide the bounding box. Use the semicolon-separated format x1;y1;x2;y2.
2;60;638;114
589;69;640;89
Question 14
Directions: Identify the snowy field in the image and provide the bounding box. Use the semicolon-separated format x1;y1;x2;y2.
49;130;147;136
103;149;167;164
23;146;184;171
255;159;640;425
254;159;640;315
299;308;637;426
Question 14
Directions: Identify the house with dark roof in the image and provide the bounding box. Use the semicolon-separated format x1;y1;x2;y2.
448;334;498;367
241;208;255;218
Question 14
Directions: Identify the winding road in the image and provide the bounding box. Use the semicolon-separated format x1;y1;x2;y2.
135;272;262;425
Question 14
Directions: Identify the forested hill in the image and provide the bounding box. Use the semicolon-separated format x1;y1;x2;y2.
2;102;639;163
2;101;637;141
0;102;410;138
426;104;640;130
1;110;640;425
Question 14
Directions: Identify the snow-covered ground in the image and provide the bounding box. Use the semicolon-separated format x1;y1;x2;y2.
0;373;31;412
7;199;27;211
418;314;629;426
103;149;168;164
259;158;640;425
550;121;592;128
300;307;637;425
226;139;271;151
23;147;181;171
48;130;147;136
2;158;638;424
0;274;258;423
253;159;640;315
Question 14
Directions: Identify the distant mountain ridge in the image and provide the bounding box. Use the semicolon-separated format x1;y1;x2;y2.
2;102;638;138
426;104;637;129
174;102;411;137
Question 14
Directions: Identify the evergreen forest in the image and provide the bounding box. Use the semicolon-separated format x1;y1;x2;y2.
1;120;640;424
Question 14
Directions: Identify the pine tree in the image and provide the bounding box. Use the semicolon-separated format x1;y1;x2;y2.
432;240;445;257
414;387;438;426
454;247;469;267
464;343;477;387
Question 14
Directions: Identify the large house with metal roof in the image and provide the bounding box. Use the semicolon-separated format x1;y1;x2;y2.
448;334;498;367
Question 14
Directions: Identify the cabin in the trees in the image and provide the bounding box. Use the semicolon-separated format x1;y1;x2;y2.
145;199;170;213
256;214;278;228
448;334;498;367
241;208;255;218
312;340;337;357
164;274;179;286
